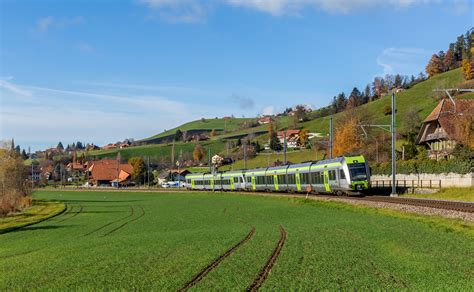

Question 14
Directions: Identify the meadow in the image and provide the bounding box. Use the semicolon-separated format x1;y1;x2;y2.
1;190;472;290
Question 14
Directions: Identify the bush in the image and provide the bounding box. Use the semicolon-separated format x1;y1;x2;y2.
383;105;392;116
371;158;473;175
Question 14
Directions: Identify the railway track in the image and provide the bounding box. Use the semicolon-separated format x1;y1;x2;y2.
355;196;474;213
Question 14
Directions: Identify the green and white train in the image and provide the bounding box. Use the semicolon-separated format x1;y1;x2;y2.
185;155;370;195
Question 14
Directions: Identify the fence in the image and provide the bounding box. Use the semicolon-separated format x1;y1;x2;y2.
370;179;442;189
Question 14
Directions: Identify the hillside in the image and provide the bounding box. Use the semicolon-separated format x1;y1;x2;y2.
89;68;469;167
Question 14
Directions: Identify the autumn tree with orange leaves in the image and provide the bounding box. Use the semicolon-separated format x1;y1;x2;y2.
332;116;362;157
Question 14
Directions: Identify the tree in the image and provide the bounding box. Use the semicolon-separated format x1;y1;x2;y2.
0;148;30;216
128;157;145;184
437;50;446;72
364;84;372;102
331;92;347;112
402;108;422;138
299;129;309;148
394;74;403;88
174;129;183;142
347;87;363;109
426;54;443;77
21;149;28;160
57;142;64;152
269;131;282;151
444;47;456;71
210;129;216;137
193;144;204;162
333;116;362;157
294;105;308;121
462;59;472;80
76;141;84;149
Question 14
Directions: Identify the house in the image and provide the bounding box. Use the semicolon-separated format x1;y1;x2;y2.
258;116;273;125
168;169;191;182
277;129;301;148
102;143;118;150
87;159;133;186
193;134;209;141
416;98;474;160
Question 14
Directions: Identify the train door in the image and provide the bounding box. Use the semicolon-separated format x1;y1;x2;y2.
323;170;330;192
295;171;301;192
273;174;279;191
252;176;256;191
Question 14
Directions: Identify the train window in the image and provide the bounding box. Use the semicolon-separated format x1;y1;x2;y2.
266;176;274;185
340;170;345;179
247;177;252;183
288;174;296;184
300;173;309;184
256;176;265;185
277;174;287;185
233;177;239;183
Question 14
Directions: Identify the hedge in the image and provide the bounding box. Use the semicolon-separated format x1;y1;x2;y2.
371;159;473;175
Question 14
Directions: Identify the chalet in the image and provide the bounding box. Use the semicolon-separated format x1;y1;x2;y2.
277;129;301;148
258;116;273;125
87;159;133;186
416;98;474;160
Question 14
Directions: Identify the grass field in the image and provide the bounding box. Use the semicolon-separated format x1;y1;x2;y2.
1;190;472;290
0;201;65;234
405;187;474;202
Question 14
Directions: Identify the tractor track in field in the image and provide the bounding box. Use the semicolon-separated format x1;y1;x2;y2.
247;225;287;292
178;227;256;291
83;206;134;236
101;206;145;236
55;204;84;224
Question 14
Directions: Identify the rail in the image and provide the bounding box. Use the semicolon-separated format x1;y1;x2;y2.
370;179;442;189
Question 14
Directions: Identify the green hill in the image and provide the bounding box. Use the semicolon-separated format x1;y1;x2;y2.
89;68;469;166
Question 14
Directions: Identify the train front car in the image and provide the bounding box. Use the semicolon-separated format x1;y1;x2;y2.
343;156;370;193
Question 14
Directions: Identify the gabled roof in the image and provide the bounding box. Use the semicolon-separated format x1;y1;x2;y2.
417;98;474;143
89;159;133;182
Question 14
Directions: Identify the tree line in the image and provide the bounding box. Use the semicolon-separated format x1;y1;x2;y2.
426;28;473;79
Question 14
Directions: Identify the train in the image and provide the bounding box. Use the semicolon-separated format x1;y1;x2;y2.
185;155;370;196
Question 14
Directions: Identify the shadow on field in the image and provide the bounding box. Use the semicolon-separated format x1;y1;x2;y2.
9;225;73;233
81;210;126;214
59;199;142;203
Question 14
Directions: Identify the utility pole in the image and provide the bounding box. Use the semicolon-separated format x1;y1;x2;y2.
329;114;333;159
147;156;150;188
171;140;175;167
243;142;247;170
283;129;287;164
390;92;397;197
208;148;211;172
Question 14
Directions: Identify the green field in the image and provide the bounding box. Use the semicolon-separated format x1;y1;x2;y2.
1;190;472;290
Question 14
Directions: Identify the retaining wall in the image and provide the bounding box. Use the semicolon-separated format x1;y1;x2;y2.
371;173;473;188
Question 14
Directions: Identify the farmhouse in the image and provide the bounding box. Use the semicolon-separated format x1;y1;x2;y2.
416;98;474;160
277;129;301;148
258;116;272;124
87;159;133;186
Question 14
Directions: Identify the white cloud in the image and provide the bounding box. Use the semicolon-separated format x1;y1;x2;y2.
0;79;32;96
137;0;443;20
376;47;431;76
226;0;436;14
139;0;208;23
261;105;276;116
37;16;53;32
34;16;85;33
0;79;227;149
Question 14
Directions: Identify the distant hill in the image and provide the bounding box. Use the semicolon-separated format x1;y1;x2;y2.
89;68;471;166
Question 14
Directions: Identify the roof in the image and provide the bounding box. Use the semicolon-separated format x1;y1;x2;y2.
169;169;190;175
89;159;133;182
419;98;474;142
277;129;301;137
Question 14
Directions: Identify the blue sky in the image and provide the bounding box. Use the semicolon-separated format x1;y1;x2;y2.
0;0;472;151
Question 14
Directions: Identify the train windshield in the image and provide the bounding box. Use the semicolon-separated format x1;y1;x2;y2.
348;163;367;181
